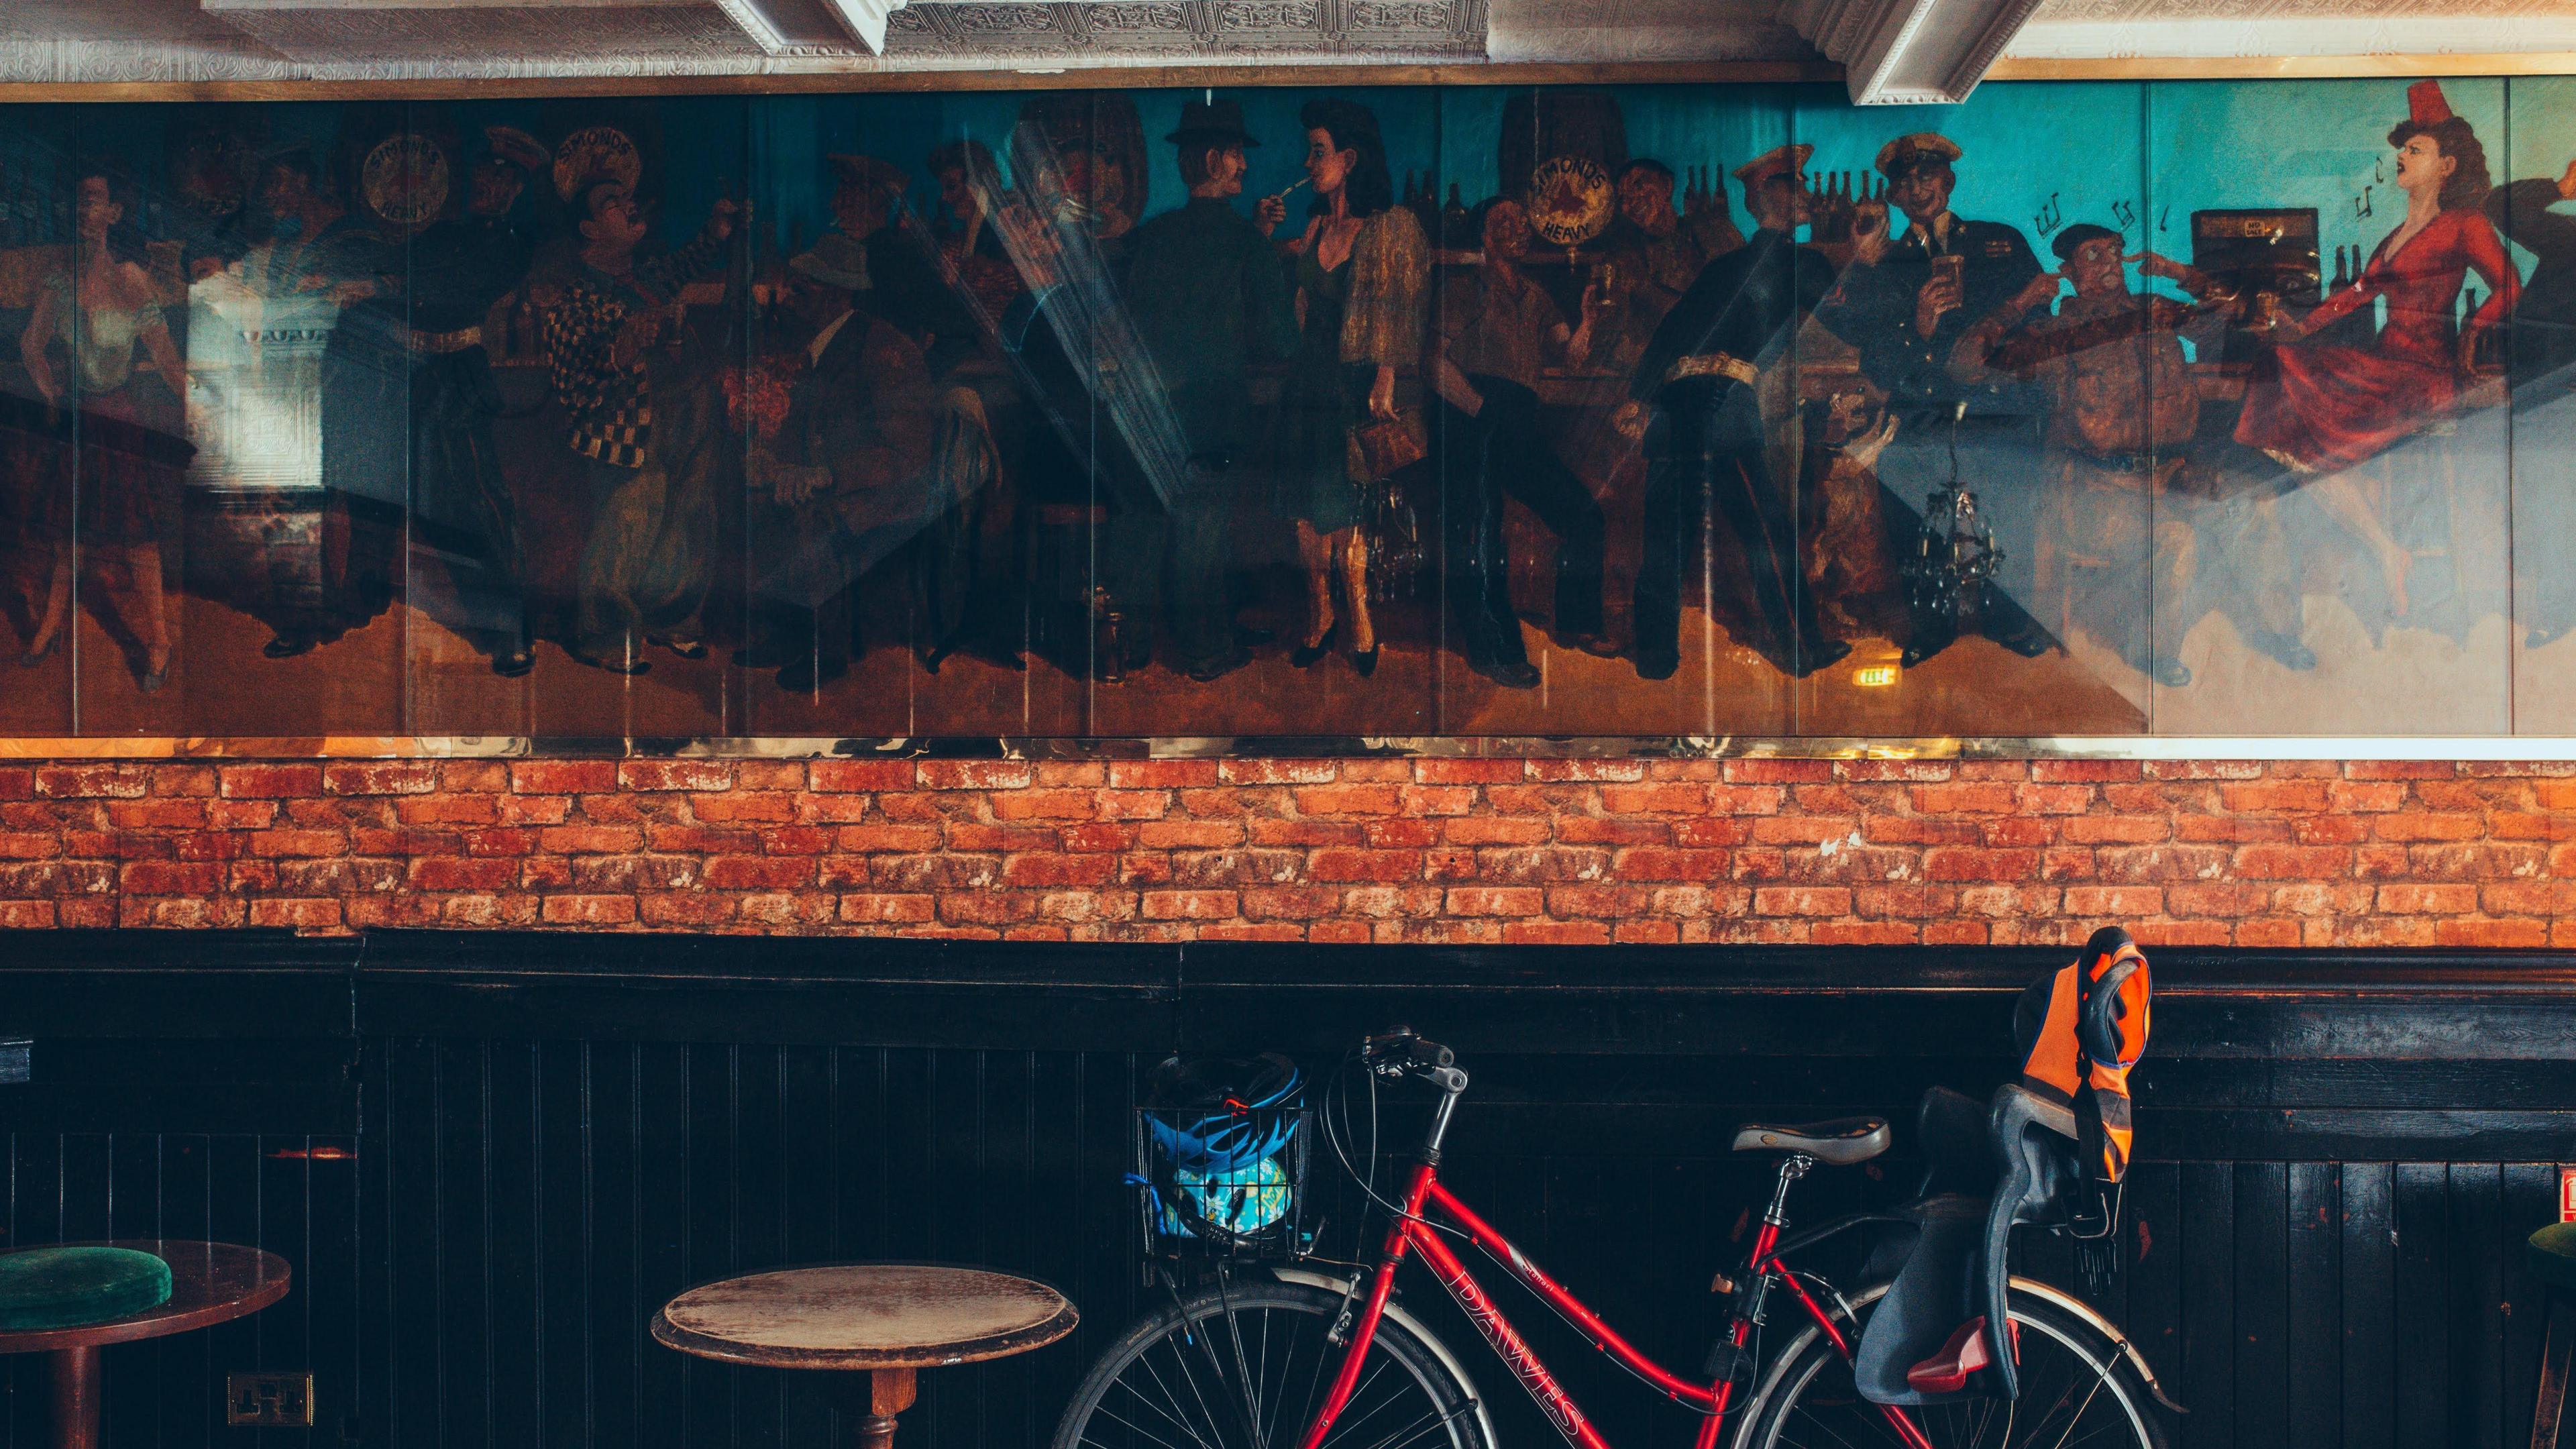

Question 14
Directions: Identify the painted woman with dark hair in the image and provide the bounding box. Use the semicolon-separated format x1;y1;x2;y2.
2235;80;2520;613
17;170;189;691
1271;97;1428;676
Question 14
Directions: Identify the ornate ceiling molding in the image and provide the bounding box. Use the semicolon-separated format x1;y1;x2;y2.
882;0;1484;58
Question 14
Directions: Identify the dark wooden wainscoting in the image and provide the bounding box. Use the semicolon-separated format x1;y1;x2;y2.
0;932;2569;1449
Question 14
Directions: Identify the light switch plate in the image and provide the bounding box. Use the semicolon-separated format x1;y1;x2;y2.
225;1372;315;1427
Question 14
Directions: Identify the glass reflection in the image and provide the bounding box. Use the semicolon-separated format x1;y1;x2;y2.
0;80;2554;741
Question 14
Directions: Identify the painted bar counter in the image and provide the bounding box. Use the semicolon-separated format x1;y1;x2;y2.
0;928;2567;1448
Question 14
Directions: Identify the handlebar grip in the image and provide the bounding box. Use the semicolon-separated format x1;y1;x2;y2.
1408;1038;1454;1069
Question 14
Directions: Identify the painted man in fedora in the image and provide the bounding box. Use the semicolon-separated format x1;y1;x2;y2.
1111;97;1301;681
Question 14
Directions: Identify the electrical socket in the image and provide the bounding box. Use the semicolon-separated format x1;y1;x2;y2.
225;1372;315;1427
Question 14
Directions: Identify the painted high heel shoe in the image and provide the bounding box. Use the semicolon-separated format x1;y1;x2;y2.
1291;621;1338;669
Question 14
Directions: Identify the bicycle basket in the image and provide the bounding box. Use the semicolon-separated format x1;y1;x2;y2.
1132;1053;1311;1260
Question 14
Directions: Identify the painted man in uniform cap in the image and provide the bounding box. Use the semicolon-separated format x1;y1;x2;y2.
1110;97;1302;681
1821;132;2041;413
1948;221;2304;689
1614;143;1851;681
1819;130;2053;661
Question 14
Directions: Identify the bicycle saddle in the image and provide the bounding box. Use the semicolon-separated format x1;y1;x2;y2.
1730;1117;1892;1165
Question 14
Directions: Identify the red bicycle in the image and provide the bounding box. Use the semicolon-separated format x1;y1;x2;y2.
1056;1021;2177;1449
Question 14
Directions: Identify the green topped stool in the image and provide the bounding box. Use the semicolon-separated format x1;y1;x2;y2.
2529;1224;2576;1448
0;1248;172;1332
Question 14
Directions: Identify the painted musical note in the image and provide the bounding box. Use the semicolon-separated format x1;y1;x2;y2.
2033;191;2062;236
2157;204;2170;233
2111;199;2137;233
2353;184;2373;219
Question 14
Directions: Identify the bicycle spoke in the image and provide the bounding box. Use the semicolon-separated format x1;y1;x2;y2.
1220;1295;1270;1449
1144;1340;1235;1449
1089;1399;1218;1449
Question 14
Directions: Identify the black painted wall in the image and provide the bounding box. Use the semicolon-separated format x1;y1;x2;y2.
0;932;2570;1448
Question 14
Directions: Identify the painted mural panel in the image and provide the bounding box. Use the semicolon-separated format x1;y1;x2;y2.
0;78;2561;743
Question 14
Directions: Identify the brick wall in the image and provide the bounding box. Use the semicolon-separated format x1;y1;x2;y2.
0;756;2569;946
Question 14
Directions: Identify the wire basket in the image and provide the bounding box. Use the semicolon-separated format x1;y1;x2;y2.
1131;1104;1311;1262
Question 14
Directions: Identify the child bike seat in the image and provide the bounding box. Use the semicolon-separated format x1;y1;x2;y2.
1729;1117;1892;1165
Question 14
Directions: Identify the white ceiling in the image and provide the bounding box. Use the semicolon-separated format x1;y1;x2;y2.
0;0;2566;96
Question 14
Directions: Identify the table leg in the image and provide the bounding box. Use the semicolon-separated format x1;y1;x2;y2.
51;1344;100;1449
855;1366;917;1449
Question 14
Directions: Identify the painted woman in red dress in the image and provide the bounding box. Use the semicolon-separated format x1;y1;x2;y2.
2235;80;2520;616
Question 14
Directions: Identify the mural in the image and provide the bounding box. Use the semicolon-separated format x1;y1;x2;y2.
0;78;2569;742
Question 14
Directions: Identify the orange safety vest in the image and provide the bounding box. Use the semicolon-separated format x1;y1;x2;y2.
2012;928;2151;1184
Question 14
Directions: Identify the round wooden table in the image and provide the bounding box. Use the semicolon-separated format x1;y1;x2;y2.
0;1240;290;1449
652;1264;1077;1448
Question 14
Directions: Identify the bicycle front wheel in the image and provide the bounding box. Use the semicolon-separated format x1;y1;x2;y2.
1052;1277;1489;1449
1738;1283;2170;1449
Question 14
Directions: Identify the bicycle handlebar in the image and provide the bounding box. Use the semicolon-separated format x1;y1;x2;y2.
1363;1026;1455;1074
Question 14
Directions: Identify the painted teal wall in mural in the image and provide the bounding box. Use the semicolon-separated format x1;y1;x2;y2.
0;78;2567;743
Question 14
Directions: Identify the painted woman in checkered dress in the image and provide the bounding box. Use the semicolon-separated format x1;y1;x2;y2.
541;174;739;674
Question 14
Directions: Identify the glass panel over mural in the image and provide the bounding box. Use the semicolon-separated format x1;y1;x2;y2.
0;77;2563;743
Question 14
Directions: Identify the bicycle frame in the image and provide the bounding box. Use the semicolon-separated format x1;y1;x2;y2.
1295;1157;1937;1449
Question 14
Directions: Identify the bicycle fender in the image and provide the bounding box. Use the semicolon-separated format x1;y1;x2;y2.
2004;1277;2187;1415
1727;1275;2182;1449
1269;1265;1504;1449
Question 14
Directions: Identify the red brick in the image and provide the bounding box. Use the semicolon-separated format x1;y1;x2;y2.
2376;883;2478;914
1309;849;1423;883
410;857;519;892
1502;920;1613;945
1752;885;1852;916
702;856;816;890
219;764;324;798
618;760;734;792
808;760;914;792
1527;759;1649;782
1218;760;1338;785
1921;848;2039;882
539;825;644;855
1134;820;1242;849
323;762;440;796
1413;759;1526;784
839;893;936;923
510;757;610;789
2233;844;2352;879
246;897;344;930
1292;784;1406;816
36;765;153;799
1141;890;1238;920
1108;761;1221;788
542;894;638;925
1611;847;1731;881
1445;886;1545;917
2436;918;2549;947
1723;759;1835;783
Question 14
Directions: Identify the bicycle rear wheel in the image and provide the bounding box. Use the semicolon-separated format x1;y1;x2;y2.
1052;1277;1489;1449
1738;1283;2169;1449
